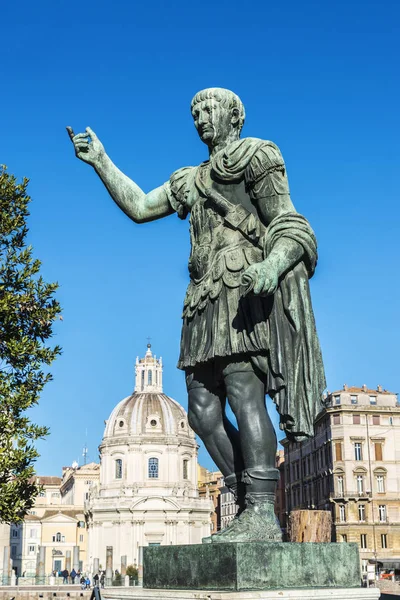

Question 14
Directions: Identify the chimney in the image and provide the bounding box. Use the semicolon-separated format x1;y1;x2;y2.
377;384;383;392
362;384;367;392
343;384;348;391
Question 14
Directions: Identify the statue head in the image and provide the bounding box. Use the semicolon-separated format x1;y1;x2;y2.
191;88;245;149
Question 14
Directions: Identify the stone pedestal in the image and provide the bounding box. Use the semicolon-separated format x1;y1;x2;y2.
102;588;380;600
143;542;361;592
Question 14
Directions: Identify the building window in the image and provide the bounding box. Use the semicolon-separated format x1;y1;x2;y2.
356;475;364;494
333;414;340;425
389;416;393;425
148;457;159;478
79;534;84;542
38;491;46;497
350;395;358;405
374;443;383;461
30;529;37;538
370;396;377;405
341;534;347;543
353;414;361;425
372;415;380;426
141;370;144;390
381;534;388;549
28;545;36;554
148;370;152;385
360;534;367;549
12;530;18;538
334;395;341;405
354;443;362;461
335;442;343;461
51;492;60;498
376;474;385;493
378;505;387;522
183;459;189;480
115;459;123;479
11;546;16;558
53;532;62;542
358;504;366;521
339;505;346;522
337;476;344;495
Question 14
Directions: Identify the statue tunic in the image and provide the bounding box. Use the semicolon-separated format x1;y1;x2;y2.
164;137;326;440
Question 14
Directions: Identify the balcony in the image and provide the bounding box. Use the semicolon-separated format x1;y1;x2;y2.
331;490;372;501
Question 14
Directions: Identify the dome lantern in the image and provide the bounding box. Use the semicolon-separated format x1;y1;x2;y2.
135;343;163;393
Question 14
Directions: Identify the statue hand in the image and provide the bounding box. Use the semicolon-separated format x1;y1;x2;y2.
66;126;105;167
241;261;279;296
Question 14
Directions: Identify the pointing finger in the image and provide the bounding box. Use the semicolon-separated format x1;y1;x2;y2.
66;126;75;140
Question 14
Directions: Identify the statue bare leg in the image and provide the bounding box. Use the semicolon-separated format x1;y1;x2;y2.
187;357;282;543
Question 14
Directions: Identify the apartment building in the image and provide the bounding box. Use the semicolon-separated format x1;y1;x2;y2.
282;385;400;576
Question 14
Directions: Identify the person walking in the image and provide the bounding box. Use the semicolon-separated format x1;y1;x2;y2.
100;572;105;589
93;573;99;587
70;568;77;584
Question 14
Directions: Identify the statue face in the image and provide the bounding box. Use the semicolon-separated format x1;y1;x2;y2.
192;98;234;147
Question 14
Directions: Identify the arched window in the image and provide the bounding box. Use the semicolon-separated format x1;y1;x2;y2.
183;459;189;480
56;532;61;542
141;370;144;390
148;370;152;385
115;459;123;479
148;457;159;478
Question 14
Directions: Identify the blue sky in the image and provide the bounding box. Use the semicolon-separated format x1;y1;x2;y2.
1;0;399;474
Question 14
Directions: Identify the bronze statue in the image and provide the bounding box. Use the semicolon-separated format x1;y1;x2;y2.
67;88;326;543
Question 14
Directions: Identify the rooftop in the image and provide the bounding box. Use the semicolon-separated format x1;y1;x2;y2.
327;385;395;396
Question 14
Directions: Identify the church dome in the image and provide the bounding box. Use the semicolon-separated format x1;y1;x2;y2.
103;345;194;440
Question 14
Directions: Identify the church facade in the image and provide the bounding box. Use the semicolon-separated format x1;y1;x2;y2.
85;345;213;570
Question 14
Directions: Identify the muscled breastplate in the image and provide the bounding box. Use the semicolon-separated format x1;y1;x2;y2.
183;163;266;318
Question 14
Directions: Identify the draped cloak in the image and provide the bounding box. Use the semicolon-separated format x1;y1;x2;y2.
164;137;326;441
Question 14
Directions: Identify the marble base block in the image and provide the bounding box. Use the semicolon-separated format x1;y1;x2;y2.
102;587;381;600
143;542;361;591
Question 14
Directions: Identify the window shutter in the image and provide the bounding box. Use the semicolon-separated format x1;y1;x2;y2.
375;443;383;461
335;443;342;461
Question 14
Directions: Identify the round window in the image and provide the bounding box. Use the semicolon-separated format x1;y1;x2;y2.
119;420;124;428
181;421;185;429
150;419;157;427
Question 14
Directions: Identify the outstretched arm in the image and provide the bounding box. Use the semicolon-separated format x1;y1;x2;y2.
67;127;173;223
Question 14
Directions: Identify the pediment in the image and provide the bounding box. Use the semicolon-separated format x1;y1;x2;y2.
41;512;79;524
130;496;181;511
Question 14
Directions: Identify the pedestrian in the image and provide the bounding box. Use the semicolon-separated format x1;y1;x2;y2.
93;573;99;587
62;569;69;584
80;575;86;590
100;572;105;589
70;568;77;584
85;576;91;590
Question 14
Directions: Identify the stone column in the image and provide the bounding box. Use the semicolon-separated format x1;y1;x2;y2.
120;555;127;576
93;557;99;575
65;550;72;572
106;546;113;585
2;546;10;584
137;546;143;587
73;546;80;572
38;546;46;582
